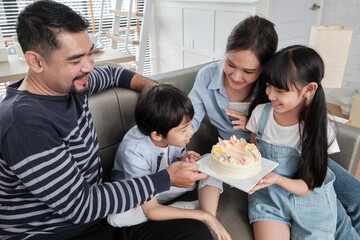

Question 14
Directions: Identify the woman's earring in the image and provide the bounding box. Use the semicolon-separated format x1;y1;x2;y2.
307;94;314;101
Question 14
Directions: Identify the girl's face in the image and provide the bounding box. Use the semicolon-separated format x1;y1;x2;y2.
265;83;307;116
223;50;262;91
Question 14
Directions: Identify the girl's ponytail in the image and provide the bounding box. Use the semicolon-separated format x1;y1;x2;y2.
297;83;328;189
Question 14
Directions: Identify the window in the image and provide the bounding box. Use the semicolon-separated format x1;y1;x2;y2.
0;0;114;47
0;0;152;95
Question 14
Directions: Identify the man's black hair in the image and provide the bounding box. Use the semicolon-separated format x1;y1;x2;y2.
16;0;89;61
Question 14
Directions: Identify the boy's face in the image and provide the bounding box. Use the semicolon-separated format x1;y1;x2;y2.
163;118;194;148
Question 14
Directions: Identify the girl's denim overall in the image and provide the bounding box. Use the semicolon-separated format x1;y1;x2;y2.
248;103;337;240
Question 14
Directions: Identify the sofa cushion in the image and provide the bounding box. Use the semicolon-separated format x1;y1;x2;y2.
330;122;360;175
88;88;124;150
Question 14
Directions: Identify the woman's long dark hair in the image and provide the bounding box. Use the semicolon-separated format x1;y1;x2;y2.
251;45;329;189
226;15;278;66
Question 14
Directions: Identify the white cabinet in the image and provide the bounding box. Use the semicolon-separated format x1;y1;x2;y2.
152;0;257;73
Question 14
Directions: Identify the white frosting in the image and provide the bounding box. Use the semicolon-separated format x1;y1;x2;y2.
210;155;261;179
210;136;261;179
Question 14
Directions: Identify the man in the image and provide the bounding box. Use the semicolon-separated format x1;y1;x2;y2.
0;1;210;239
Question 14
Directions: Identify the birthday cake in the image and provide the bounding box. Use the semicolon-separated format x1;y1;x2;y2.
210;136;261;179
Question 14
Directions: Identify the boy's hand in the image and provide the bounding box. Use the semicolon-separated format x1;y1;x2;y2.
181;151;200;163
167;161;208;188
203;212;232;240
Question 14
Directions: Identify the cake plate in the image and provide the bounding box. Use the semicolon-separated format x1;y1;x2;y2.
197;153;279;193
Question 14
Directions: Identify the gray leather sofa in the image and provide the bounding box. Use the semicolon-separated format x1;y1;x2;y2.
76;62;360;240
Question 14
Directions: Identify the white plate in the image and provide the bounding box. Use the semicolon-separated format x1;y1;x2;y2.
197;154;279;193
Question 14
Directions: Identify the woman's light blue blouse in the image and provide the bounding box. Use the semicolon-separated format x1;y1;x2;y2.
188;60;251;141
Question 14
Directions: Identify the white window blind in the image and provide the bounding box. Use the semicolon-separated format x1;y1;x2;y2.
0;0;154;95
0;0;113;48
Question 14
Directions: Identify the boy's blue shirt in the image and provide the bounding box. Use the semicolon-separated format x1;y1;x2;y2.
112;125;186;181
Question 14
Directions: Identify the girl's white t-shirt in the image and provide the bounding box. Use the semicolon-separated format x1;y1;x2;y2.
246;104;340;154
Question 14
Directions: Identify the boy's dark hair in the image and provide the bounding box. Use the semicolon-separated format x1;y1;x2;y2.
135;84;194;137
16;0;89;62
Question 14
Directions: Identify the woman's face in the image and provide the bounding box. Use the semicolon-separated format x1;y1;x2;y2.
223;50;261;91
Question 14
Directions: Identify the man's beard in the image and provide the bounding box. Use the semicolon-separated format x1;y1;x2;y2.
69;74;90;96
69;82;89;96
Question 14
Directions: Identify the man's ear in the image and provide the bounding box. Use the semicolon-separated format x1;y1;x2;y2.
150;131;163;141
25;51;45;73
303;82;318;98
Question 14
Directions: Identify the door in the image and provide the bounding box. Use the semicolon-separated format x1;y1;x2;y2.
270;0;323;50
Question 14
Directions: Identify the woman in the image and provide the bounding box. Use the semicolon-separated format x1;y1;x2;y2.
189;15;360;239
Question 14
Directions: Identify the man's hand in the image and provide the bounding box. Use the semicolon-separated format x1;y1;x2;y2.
166;161;208;188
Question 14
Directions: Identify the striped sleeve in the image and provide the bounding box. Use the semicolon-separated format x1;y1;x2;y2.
0;122;170;226
88;65;136;95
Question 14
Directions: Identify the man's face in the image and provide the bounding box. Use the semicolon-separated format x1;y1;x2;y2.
43;30;95;96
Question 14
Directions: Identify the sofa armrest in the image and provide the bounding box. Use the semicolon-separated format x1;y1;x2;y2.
330;123;360;176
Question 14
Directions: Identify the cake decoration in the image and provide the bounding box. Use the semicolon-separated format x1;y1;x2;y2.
210;135;261;179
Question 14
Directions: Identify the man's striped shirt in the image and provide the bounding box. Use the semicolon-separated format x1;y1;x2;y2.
0;65;170;239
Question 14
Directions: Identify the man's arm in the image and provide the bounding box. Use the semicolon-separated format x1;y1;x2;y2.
89;66;157;94
130;73;158;91
0;122;171;225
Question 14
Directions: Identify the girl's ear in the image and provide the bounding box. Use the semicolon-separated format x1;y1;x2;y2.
303;82;318;98
150;131;163;141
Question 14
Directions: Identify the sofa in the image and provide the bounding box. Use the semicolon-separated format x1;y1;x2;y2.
74;62;360;240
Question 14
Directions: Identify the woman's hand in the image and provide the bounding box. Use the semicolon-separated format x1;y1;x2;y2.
181;151;200;163
248;172;279;195
203;212;232;240
225;109;248;130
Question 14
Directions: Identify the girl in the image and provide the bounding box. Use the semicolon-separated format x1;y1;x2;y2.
246;45;338;239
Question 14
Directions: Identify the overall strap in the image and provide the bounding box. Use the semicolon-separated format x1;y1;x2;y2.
257;102;272;139
155;153;164;172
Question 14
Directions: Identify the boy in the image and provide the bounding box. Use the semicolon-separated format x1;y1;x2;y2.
108;84;230;240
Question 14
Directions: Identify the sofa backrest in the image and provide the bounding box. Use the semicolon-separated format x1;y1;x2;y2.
89;62;360;181
88;62;218;182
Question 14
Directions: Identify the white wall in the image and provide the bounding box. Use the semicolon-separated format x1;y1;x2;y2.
321;0;360;100
152;0;257;74
152;0;359;101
